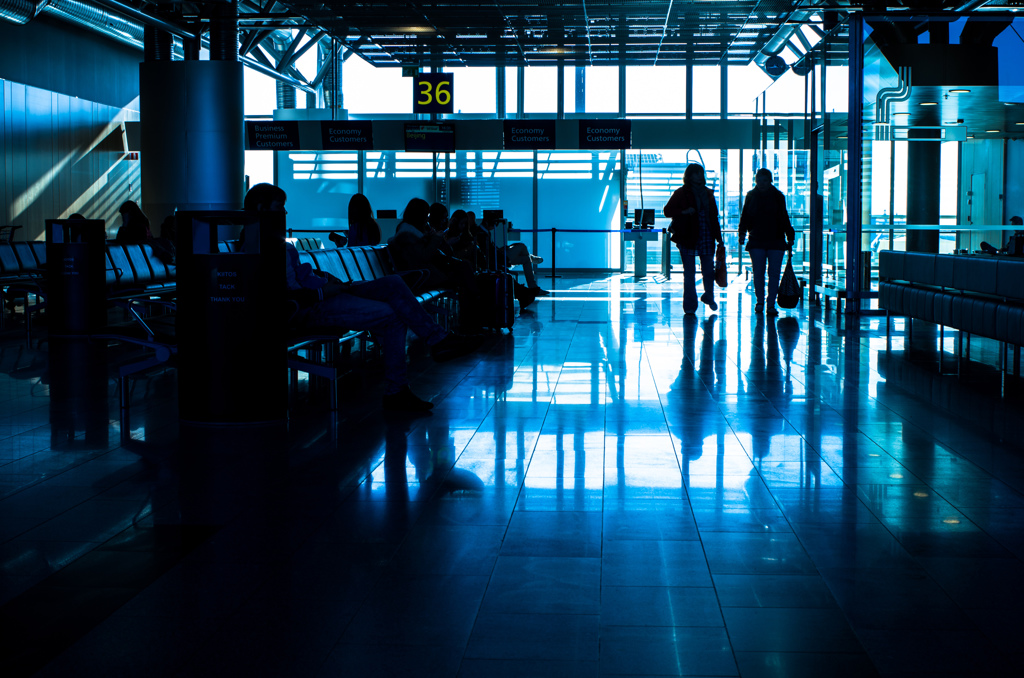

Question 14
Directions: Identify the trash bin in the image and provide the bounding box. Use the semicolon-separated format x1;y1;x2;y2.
45;219;107;335
175;210;286;424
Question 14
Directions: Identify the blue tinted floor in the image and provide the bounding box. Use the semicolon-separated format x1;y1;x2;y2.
3;274;1024;677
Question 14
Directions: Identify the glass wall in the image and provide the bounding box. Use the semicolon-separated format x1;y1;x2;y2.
536;151;622;269
859;13;1024;278
246;55;791;270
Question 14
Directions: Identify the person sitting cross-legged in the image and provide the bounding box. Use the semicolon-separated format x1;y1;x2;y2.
245;183;482;413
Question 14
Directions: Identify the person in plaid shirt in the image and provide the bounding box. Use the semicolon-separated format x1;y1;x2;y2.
664;164;723;314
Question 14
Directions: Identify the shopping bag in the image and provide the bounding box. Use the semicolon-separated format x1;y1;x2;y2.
715;242;728;288
777;251;801;309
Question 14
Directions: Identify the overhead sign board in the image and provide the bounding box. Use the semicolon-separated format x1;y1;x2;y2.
245;121;301;150
579;119;631;149
404;123;455;153
320;121;373;150
503;120;556;150
413;73;454;114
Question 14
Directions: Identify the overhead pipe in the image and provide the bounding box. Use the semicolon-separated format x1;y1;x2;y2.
209;0;238;61
42;0;145;48
0;0;48;24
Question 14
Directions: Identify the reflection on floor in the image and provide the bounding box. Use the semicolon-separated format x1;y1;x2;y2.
3;274;1024;677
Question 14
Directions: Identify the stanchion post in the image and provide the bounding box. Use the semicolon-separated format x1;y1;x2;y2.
550;227;557;281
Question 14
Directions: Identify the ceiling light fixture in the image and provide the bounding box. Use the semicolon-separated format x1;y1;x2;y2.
920;101;938;106
987;129;1001;133
949;88;971;93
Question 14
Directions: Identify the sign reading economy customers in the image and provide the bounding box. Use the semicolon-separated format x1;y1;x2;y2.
503;120;556;150
245;121;301;150
578;119;631;149
320;121;373;150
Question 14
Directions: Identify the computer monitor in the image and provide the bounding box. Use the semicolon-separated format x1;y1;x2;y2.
482;209;503;222
634;208;655;227
377;209;397;219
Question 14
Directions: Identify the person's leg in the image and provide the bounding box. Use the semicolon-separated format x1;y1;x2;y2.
699;252;716;296
749;248;767;308
680;250;698;313
699;252;717;310
506;243;539;288
303;292;410;395
765;249;786;310
348;275;448;345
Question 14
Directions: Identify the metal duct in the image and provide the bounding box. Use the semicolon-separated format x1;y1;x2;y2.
0;0;46;24
318;39;341;111
209;0;238;61
144;23;173;61
42;0;144;49
272;33;295;108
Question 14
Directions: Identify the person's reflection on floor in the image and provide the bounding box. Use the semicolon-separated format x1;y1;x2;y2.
383;408;483;503
670;315;720;477
776;316;801;388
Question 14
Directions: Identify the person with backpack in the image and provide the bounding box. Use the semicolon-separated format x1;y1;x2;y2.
738;168;795;316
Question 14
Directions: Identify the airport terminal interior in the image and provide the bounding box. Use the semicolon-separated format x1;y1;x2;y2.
4;1;1024;676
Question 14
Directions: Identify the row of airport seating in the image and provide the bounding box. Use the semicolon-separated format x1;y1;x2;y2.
878;250;1024;375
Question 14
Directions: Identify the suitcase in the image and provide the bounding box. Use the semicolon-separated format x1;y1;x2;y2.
470;270;515;330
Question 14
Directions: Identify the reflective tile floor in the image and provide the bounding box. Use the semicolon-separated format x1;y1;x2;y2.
3;274;1024;677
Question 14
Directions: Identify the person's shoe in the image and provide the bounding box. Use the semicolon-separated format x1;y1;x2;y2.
755;302;764;314
431;333;483;362
766;306;779;317
382;386;434;412
701;292;718;311
530;287;550;296
530;254;544;264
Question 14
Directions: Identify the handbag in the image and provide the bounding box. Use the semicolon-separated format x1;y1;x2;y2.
777;250;801;309
715;242;728;288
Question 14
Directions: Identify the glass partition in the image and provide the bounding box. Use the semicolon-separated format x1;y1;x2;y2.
859;12;1024;286
536;151;621;270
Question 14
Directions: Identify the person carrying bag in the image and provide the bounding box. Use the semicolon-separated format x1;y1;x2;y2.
738;168;795;316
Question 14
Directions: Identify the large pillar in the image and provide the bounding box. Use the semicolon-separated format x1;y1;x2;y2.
906;128;942;252
139;2;243;225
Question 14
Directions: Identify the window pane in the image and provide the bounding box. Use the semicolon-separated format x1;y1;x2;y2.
343;57;412;114
536;151;621;269
585;66;619;113
506;66;519;115
626;66;685;114
276;151;359;235
444;67;496;114
728;64;772;115
691;66;721;115
525;67;557;113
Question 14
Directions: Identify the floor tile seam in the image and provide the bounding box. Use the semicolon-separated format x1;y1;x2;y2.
0;473;152;544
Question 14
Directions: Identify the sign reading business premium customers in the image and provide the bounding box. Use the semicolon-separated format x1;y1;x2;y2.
503;120;556;150
320;121;373;150
578;119;631;149
245;121;301;150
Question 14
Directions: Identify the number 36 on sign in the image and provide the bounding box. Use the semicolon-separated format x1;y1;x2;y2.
413;73;454;114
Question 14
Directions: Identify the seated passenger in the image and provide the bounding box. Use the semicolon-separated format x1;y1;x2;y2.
389;198;474;294
475;212;549;299
244;183;481;413
445;210;481;266
114;200;153;244
346;193;381;246
981;216;1024;255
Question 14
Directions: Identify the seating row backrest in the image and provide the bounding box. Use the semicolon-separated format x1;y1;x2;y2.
0;242;47;278
287;237;324;251
878;251;1024;302
105;243;176;291
296;245;394;285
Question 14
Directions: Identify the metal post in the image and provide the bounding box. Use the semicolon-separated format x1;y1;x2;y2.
551;227;557;281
